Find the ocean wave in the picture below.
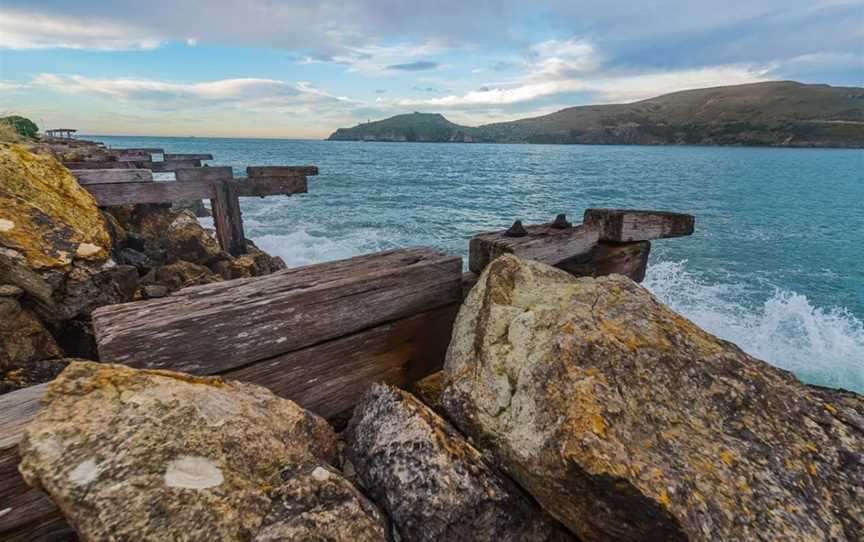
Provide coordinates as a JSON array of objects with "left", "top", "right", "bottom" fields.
[
  {"left": 644, "top": 260, "right": 864, "bottom": 393},
  {"left": 251, "top": 226, "right": 399, "bottom": 268}
]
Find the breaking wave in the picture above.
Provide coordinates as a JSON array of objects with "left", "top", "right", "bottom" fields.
[{"left": 644, "top": 260, "right": 864, "bottom": 393}]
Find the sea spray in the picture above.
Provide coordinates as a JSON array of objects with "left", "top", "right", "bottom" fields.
[{"left": 644, "top": 260, "right": 864, "bottom": 393}]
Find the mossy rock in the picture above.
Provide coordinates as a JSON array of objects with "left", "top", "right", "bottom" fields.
[{"left": 0, "top": 143, "right": 110, "bottom": 269}]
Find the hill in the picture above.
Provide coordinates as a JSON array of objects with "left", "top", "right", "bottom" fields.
[{"left": 327, "top": 82, "right": 864, "bottom": 148}]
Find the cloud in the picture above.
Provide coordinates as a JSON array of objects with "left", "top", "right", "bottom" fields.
[
  {"left": 0, "top": 8, "right": 162, "bottom": 50},
  {"left": 31, "top": 74, "right": 350, "bottom": 112},
  {"left": 386, "top": 61, "right": 441, "bottom": 71},
  {"left": 528, "top": 39, "right": 601, "bottom": 78}
]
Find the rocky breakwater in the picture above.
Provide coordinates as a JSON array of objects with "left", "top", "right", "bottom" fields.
[
  {"left": 0, "top": 142, "right": 284, "bottom": 391},
  {"left": 439, "top": 254, "right": 863, "bottom": 541}
]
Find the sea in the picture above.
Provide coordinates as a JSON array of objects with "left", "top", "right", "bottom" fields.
[{"left": 88, "top": 136, "right": 864, "bottom": 393}]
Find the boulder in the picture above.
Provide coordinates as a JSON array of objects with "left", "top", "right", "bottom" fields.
[
  {"left": 255, "top": 464, "right": 390, "bottom": 541},
  {"left": 155, "top": 260, "right": 223, "bottom": 291},
  {"left": 0, "top": 143, "right": 110, "bottom": 269},
  {"left": 19, "top": 361, "right": 339, "bottom": 541},
  {"left": 0, "top": 295, "right": 61, "bottom": 370},
  {"left": 165, "top": 211, "right": 225, "bottom": 265},
  {"left": 345, "top": 383, "right": 575, "bottom": 542},
  {"left": 441, "top": 254, "right": 864, "bottom": 542},
  {"left": 1, "top": 357, "right": 71, "bottom": 394}
]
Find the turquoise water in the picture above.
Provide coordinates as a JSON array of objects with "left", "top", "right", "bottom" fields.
[{"left": 89, "top": 136, "right": 864, "bottom": 393}]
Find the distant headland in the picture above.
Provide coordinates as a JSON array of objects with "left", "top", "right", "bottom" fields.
[{"left": 327, "top": 81, "right": 864, "bottom": 148}]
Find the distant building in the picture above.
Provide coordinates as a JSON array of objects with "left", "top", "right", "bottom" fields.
[{"left": 45, "top": 128, "right": 77, "bottom": 139}]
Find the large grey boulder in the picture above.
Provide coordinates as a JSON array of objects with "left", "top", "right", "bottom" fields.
[
  {"left": 344, "top": 383, "right": 575, "bottom": 542},
  {"left": 19, "top": 361, "right": 339, "bottom": 541},
  {"left": 441, "top": 254, "right": 863, "bottom": 542},
  {"left": 255, "top": 463, "right": 390, "bottom": 541}
]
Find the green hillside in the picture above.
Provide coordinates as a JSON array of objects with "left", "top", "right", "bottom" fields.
[{"left": 327, "top": 82, "right": 864, "bottom": 148}]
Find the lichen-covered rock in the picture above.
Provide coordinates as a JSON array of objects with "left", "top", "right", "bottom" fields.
[
  {"left": 441, "top": 254, "right": 864, "bottom": 542},
  {"left": 0, "top": 296, "right": 61, "bottom": 370},
  {"left": 254, "top": 464, "right": 390, "bottom": 541},
  {"left": 345, "top": 383, "right": 575, "bottom": 542},
  {"left": 155, "top": 260, "right": 223, "bottom": 291},
  {"left": 1, "top": 357, "right": 72, "bottom": 394},
  {"left": 0, "top": 143, "right": 110, "bottom": 269},
  {"left": 19, "top": 361, "right": 339, "bottom": 541},
  {"left": 165, "top": 211, "right": 225, "bottom": 265}
]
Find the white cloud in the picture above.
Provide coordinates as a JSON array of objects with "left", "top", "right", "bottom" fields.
[
  {"left": 0, "top": 9, "right": 162, "bottom": 50},
  {"left": 299, "top": 42, "right": 449, "bottom": 76},
  {"left": 528, "top": 38, "right": 601, "bottom": 79}
]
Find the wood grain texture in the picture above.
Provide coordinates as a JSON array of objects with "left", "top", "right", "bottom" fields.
[
  {"left": 84, "top": 177, "right": 307, "bottom": 206},
  {"left": 583, "top": 209, "right": 695, "bottom": 242},
  {"left": 93, "top": 247, "right": 463, "bottom": 374},
  {"left": 71, "top": 169, "right": 153, "bottom": 185},
  {"left": 112, "top": 152, "right": 151, "bottom": 162},
  {"left": 109, "top": 148, "right": 163, "bottom": 154},
  {"left": 469, "top": 223, "right": 600, "bottom": 273},
  {"left": 560, "top": 241, "right": 652, "bottom": 283},
  {"left": 212, "top": 181, "right": 246, "bottom": 256},
  {"left": 175, "top": 166, "right": 233, "bottom": 182},
  {"left": 247, "top": 165, "right": 319, "bottom": 177},
  {"left": 63, "top": 161, "right": 147, "bottom": 170},
  {"left": 164, "top": 153, "right": 214, "bottom": 161},
  {"left": 148, "top": 159, "right": 202, "bottom": 172},
  {"left": 225, "top": 304, "right": 459, "bottom": 418}
]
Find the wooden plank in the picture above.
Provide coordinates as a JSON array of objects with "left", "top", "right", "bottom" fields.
[
  {"left": 225, "top": 304, "right": 459, "bottom": 418},
  {"left": 148, "top": 159, "right": 201, "bottom": 172},
  {"left": 109, "top": 147, "right": 163, "bottom": 154},
  {"left": 0, "top": 383, "right": 68, "bottom": 540},
  {"left": 175, "top": 166, "right": 233, "bottom": 182},
  {"left": 93, "top": 247, "right": 463, "bottom": 375},
  {"left": 469, "top": 222, "right": 599, "bottom": 274},
  {"left": 63, "top": 161, "right": 148, "bottom": 170},
  {"left": 583, "top": 209, "right": 695, "bottom": 242},
  {"left": 112, "top": 152, "right": 151, "bottom": 162},
  {"left": 164, "top": 153, "right": 214, "bottom": 161},
  {"left": 212, "top": 181, "right": 246, "bottom": 256},
  {"left": 85, "top": 179, "right": 218, "bottom": 206},
  {"left": 559, "top": 241, "right": 652, "bottom": 283},
  {"left": 84, "top": 177, "right": 307, "bottom": 206},
  {"left": 247, "top": 165, "right": 319, "bottom": 177},
  {"left": 71, "top": 169, "right": 154, "bottom": 185}
]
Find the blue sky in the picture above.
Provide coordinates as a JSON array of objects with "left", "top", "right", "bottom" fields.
[{"left": 1, "top": 0, "right": 862, "bottom": 138}]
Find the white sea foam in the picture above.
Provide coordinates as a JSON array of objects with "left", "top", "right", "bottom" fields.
[
  {"left": 251, "top": 227, "right": 399, "bottom": 268},
  {"left": 644, "top": 260, "right": 864, "bottom": 393}
]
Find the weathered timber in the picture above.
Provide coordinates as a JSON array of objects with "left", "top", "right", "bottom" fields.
[
  {"left": 0, "top": 384, "right": 69, "bottom": 541},
  {"left": 92, "top": 247, "right": 463, "bottom": 374},
  {"left": 247, "top": 165, "right": 319, "bottom": 177},
  {"left": 583, "top": 208, "right": 695, "bottom": 242},
  {"left": 164, "top": 153, "right": 214, "bottom": 161},
  {"left": 561, "top": 241, "right": 652, "bottom": 282},
  {"left": 148, "top": 159, "right": 201, "bottom": 172},
  {"left": 112, "top": 152, "right": 151, "bottom": 162},
  {"left": 70, "top": 169, "right": 154, "bottom": 185},
  {"left": 212, "top": 181, "right": 246, "bottom": 256},
  {"left": 226, "top": 304, "right": 459, "bottom": 418},
  {"left": 469, "top": 223, "right": 600, "bottom": 274},
  {"left": 83, "top": 176, "right": 307, "bottom": 206},
  {"left": 175, "top": 166, "right": 233, "bottom": 182},
  {"left": 109, "top": 147, "right": 163, "bottom": 154},
  {"left": 63, "top": 160, "right": 149, "bottom": 170}
]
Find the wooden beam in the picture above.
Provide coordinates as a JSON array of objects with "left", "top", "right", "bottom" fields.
[
  {"left": 92, "top": 247, "right": 463, "bottom": 375},
  {"left": 175, "top": 166, "right": 233, "bottom": 182},
  {"left": 469, "top": 222, "right": 600, "bottom": 274},
  {"left": 109, "top": 148, "right": 163, "bottom": 154},
  {"left": 164, "top": 153, "right": 214, "bottom": 161},
  {"left": 226, "top": 304, "right": 459, "bottom": 418},
  {"left": 583, "top": 209, "right": 695, "bottom": 242},
  {"left": 71, "top": 169, "right": 153, "bottom": 185},
  {"left": 63, "top": 161, "right": 148, "bottom": 170},
  {"left": 148, "top": 159, "right": 201, "bottom": 172},
  {"left": 83, "top": 177, "right": 307, "bottom": 206},
  {"left": 211, "top": 181, "right": 246, "bottom": 256},
  {"left": 559, "top": 241, "right": 652, "bottom": 283},
  {"left": 247, "top": 165, "right": 319, "bottom": 177},
  {"left": 112, "top": 152, "right": 151, "bottom": 162}
]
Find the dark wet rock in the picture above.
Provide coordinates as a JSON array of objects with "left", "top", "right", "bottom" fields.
[
  {"left": 155, "top": 260, "right": 223, "bottom": 291},
  {"left": 0, "top": 283, "right": 24, "bottom": 297},
  {"left": 345, "top": 383, "right": 575, "bottom": 542},
  {"left": 116, "top": 247, "right": 153, "bottom": 274},
  {"left": 172, "top": 199, "right": 211, "bottom": 218},
  {"left": 19, "top": 361, "right": 339, "bottom": 541},
  {"left": 142, "top": 284, "right": 168, "bottom": 299},
  {"left": 0, "top": 357, "right": 72, "bottom": 394},
  {"left": 0, "top": 295, "right": 61, "bottom": 370},
  {"left": 441, "top": 254, "right": 864, "bottom": 542},
  {"left": 254, "top": 464, "right": 390, "bottom": 541},
  {"left": 165, "top": 211, "right": 226, "bottom": 265},
  {"left": 46, "top": 317, "right": 98, "bottom": 360}
]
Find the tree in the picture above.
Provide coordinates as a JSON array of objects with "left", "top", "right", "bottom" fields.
[{"left": 0, "top": 116, "right": 39, "bottom": 139}]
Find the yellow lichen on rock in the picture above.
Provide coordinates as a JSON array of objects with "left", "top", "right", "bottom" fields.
[{"left": 0, "top": 143, "right": 110, "bottom": 268}]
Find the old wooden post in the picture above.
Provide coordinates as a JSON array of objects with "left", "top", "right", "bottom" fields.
[{"left": 210, "top": 181, "right": 246, "bottom": 256}]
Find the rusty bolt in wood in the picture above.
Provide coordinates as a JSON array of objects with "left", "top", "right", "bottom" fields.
[
  {"left": 504, "top": 220, "right": 528, "bottom": 237},
  {"left": 551, "top": 213, "right": 572, "bottom": 229}
]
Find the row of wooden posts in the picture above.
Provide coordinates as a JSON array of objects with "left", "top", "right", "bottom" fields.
[{"left": 62, "top": 145, "right": 318, "bottom": 257}]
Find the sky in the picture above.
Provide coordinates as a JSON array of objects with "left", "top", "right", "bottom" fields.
[{"left": 0, "top": 1, "right": 862, "bottom": 138}]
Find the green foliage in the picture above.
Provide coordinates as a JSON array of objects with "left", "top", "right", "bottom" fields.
[{"left": 0, "top": 115, "right": 39, "bottom": 140}]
